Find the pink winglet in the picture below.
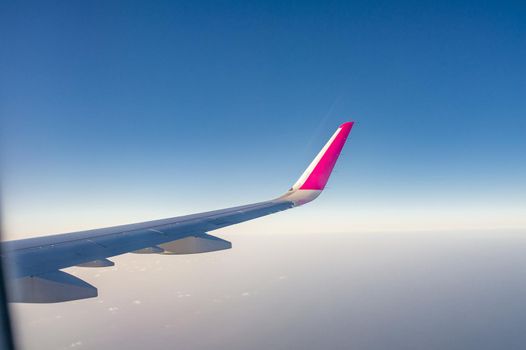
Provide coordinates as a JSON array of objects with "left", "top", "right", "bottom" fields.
[{"left": 299, "top": 121, "right": 354, "bottom": 190}]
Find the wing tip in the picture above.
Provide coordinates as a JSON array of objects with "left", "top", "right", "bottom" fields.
[
  {"left": 339, "top": 121, "right": 354, "bottom": 129},
  {"left": 284, "top": 120, "right": 354, "bottom": 204}
]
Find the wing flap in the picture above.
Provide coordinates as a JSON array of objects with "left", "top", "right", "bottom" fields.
[
  {"left": 8, "top": 271, "right": 97, "bottom": 303},
  {"left": 159, "top": 233, "right": 232, "bottom": 255},
  {"left": 76, "top": 258, "right": 114, "bottom": 268},
  {"left": 131, "top": 246, "right": 164, "bottom": 254}
]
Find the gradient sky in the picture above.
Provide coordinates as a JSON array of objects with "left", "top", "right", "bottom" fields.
[{"left": 1, "top": 0, "right": 525, "bottom": 238}]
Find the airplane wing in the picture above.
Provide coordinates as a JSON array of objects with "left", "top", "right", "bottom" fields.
[{"left": 1, "top": 122, "right": 354, "bottom": 303}]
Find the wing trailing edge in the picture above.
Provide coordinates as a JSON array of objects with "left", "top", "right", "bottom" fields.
[{"left": 9, "top": 271, "right": 97, "bottom": 303}]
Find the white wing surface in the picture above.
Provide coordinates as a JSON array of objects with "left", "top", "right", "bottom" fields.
[{"left": 1, "top": 122, "right": 354, "bottom": 303}]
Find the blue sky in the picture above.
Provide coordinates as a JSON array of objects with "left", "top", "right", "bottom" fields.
[{"left": 1, "top": 0, "right": 525, "bottom": 237}]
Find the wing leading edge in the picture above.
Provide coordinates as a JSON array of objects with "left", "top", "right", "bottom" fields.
[{"left": 1, "top": 121, "right": 354, "bottom": 303}]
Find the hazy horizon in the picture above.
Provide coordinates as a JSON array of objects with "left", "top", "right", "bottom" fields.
[{"left": 10, "top": 229, "right": 526, "bottom": 350}]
